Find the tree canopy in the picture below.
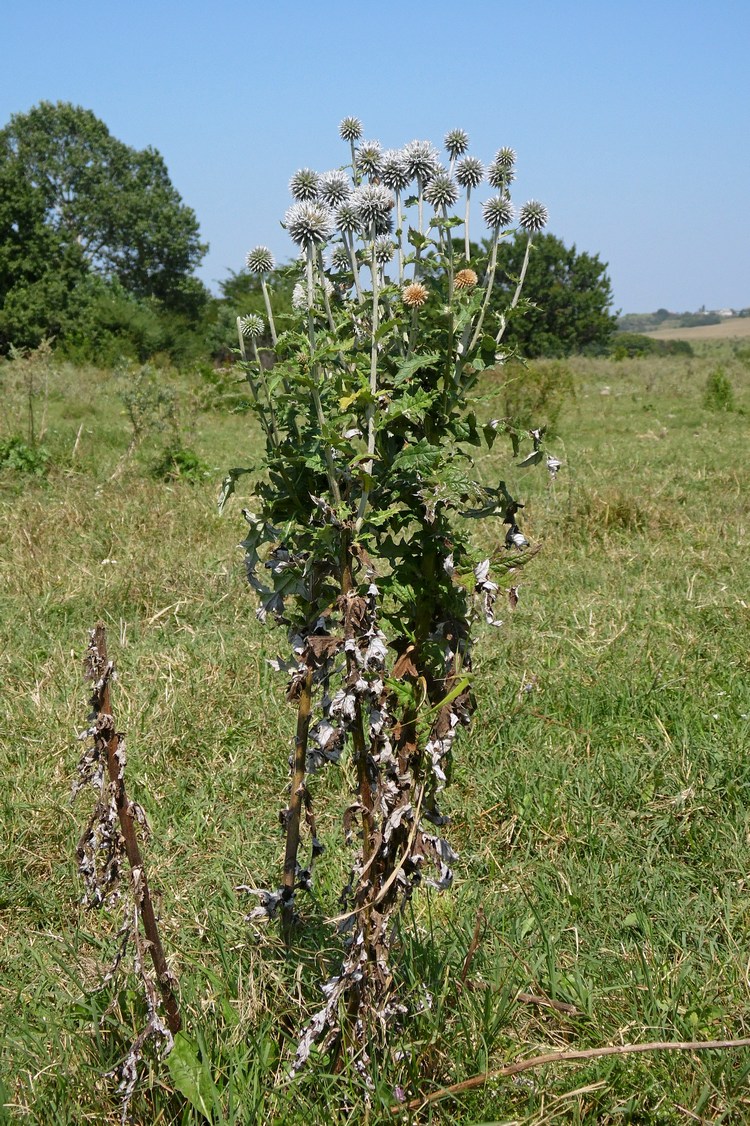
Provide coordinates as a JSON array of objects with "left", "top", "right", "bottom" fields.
[
  {"left": 487, "top": 231, "right": 618, "bottom": 357},
  {"left": 0, "top": 101, "right": 208, "bottom": 353}
]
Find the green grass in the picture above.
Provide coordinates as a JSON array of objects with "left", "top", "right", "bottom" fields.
[{"left": 1, "top": 350, "right": 750, "bottom": 1123}]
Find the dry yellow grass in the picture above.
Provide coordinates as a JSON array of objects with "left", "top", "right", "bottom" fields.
[{"left": 646, "top": 317, "right": 750, "bottom": 341}]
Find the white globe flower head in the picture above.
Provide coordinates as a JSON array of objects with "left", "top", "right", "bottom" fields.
[
  {"left": 289, "top": 168, "right": 321, "bottom": 202},
  {"left": 335, "top": 200, "right": 362, "bottom": 236},
  {"left": 380, "top": 149, "right": 411, "bottom": 192},
  {"left": 357, "top": 140, "right": 383, "bottom": 179},
  {"left": 245, "top": 246, "right": 275, "bottom": 274},
  {"left": 424, "top": 172, "right": 459, "bottom": 209},
  {"left": 444, "top": 128, "right": 469, "bottom": 159},
  {"left": 455, "top": 156, "right": 484, "bottom": 190},
  {"left": 339, "top": 116, "right": 363, "bottom": 142},
  {"left": 239, "top": 313, "right": 265, "bottom": 339},
  {"left": 519, "top": 200, "right": 549, "bottom": 233},
  {"left": 402, "top": 139, "right": 440, "bottom": 184},
  {"left": 284, "top": 201, "right": 335, "bottom": 247},
  {"left": 482, "top": 195, "right": 515, "bottom": 229},
  {"left": 373, "top": 236, "right": 395, "bottom": 265},
  {"left": 329, "top": 244, "right": 352, "bottom": 271},
  {"left": 319, "top": 170, "right": 352, "bottom": 207},
  {"left": 352, "top": 183, "right": 395, "bottom": 228}
]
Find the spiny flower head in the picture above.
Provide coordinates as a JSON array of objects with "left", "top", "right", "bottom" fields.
[
  {"left": 482, "top": 195, "right": 514, "bottom": 229},
  {"left": 356, "top": 139, "right": 383, "bottom": 179},
  {"left": 487, "top": 154, "right": 516, "bottom": 190},
  {"left": 424, "top": 172, "right": 459, "bottom": 209},
  {"left": 380, "top": 149, "right": 411, "bottom": 192},
  {"left": 335, "top": 200, "right": 362, "bottom": 236},
  {"left": 402, "top": 282, "right": 429, "bottom": 308},
  {"left": 519, "top": 200, "right": 549, "bottom": 233},
  {"left": 284, "top": 201, "right": 335, "bottom": 246},
  {"left": 239, "top": 313, "right": 265, "bottom": 338},
  {"left": 319, "top": 169, "right": 352, "bottom": 206},
  {"left": 339, "top": 116, "right": 363, "bottom": 142},
  {"left": 454, "top": 268, "right": 478, "bottom": 290},
  {"left": 455, "top": 156, "right": 484, "bottom": 190},
  {"left": 329, "top": 244, "right": 352, "bottom": 271},
  {"left": 444, "top": 128, "right": 470, "bottom": 158},
  {"left": 373, "top": 236, "right": 395, "bottom": 265},
  {"left": 289, "top": 168, "right": 321, "bottom": 201},
  {"left": 352, "top": 183, "right": 395, "bottom": 228},
  {"left": 245, "top": 246, "right": 275, "bottom": 274},
  {"left": 402, "top": 139, "right": 440, "bottom": 183}
]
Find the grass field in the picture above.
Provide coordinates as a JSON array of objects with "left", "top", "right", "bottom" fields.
[
  {"left": 645, "top": 319, "right": 750, "bottom": 342},
  {"left": 1, "top": 345, "right": 750, "bottom": 1123}
]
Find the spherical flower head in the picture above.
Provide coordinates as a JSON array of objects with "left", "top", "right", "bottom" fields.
[
  {"left": 373, "top": 236, "right": 395, "bottom": 265},
  {"left": 424, "top": 171, "right": 459, "bottom": 209},
  {"left": 339, "top": 116, "right": 363, "bottom": 142},
  {"left": 289, "top": 168, "right": 321, "bottom": 202},
  {"left": 444, "top": 128, "right": 469, "bottom": 159},
  {"left": 352, "top": 183, "right": 395, "bottom": 229},
  {"left": 402, "top": 282, "right": 429, "bottom": 308},
  {"left": 335, "top": 200, "right": 362, "bottom": 236},
  {"left": 454, "top": 268, "right": 478, "bottom": 290},
  {"left": 239, "top": 313, "right": 265, "bottom": 338},
  {"left": 487, "top": 159, "right": 516, "bottom": 190},
  {"left": 482, "top": 195, "right": 514, "bottom": 229},
  {"left": 284, "top": 201, "right": 335, "bottom": 246},
  {"left": 402, "top": 139, "right": 440, "bottom": 184},
  {"left": 245, "top": 245, "right": 275, "bottom": 274},
  {"left": 495, "top": 147, "right": 516, "bottom": 170},
  {"left": 380, "top": 149, "right": 411, "bottom": 192},
  {"left": 455, "top": 156, "right": 484, "bottom": 190},
  {"left": 329, "top": 244, "right": 352, "bottom": 271},
  {"left": 319, "top": 169, "right": 352, "bottom": 207},
  {"left": 519, "top": 200, "right": 549, "bottom": 233},
  {"left": 357, "top": 140, "right": 383, "bottom": 179}
]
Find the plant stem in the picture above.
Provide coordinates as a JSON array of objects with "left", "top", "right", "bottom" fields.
[
  {"left": 306, "top": 245, "right": 341, "bottom": 505},
  {"left": 281, "top": 666, "right": 314, "bottom": 945},
  {"left": 464, "top": 187, "right": 472, "bottom": 262},
  {"left": 462, "top": 228, "right": 502, "bottom": 364},
  {"left": 87, "top": 624, "right": 181, "bottom": 1034},
  {"left": 496, "top": 233, "right": 534, "bottom": 345},
  {"left": 355, "top": 231, "right": 380, "bottom": 529},
  {"left": 261, "top": 277, "right": 277, "bottom": 345}
]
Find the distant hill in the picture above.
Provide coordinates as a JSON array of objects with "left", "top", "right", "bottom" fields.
[{"left": 618, "top": 308, "right": 750, "bottom": 340}]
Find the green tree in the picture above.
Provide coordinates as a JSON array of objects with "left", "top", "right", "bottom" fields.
[
  {"left": 486, "top": 231, "right": 617, "bottom": 357},
  {"left": 0, "top": 101, "right": 208, "bottom": 352}
]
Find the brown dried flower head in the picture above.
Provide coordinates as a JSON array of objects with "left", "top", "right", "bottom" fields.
[
  {"left": 402, "top": 282, "right": 429, "bottom": 308},
  {"left": 454, "top": 268, "right": 479, "bottom": 290}
]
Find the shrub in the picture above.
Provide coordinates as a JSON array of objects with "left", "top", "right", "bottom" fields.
[
  {"left": 703, "top": 367, "right": 734, "bottom": 412},
  {"left": 0, "top": 435, "right": 50, "bottom": 476},
  {"left": 151, "top": 444, "right": 210, "bottom": 483},
  {"left": 497, "top": 358, "right": 575, "bottom": 434}
]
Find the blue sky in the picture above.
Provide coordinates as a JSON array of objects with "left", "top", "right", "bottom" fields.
[{"left": 3, "top": 0, "right": 748, "bottom": 313}]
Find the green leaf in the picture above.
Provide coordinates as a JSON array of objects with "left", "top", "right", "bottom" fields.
[
  {"left": 218, "top": 467, "right": 251, "bottom": 513},
  {"left": 407, "top": 228, "right": 429, "bottom": 250},
  {"left": 393, "top": 352, "right": 441, "bottom": 386},
  {"left": 518, "top": 449, "right": 544, "bottom": 467},
  {"left": 166, "top": 1033, "right": 216, "bottom": 1122}
]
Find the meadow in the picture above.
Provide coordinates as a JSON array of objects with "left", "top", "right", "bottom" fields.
[{"left": 1, "top": 343, "right": 750, "bottom": 1124}]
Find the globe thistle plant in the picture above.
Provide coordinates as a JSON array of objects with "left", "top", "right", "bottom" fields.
[{"left": 227, "top": 118, "right": 553, "bottom": 1080}]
